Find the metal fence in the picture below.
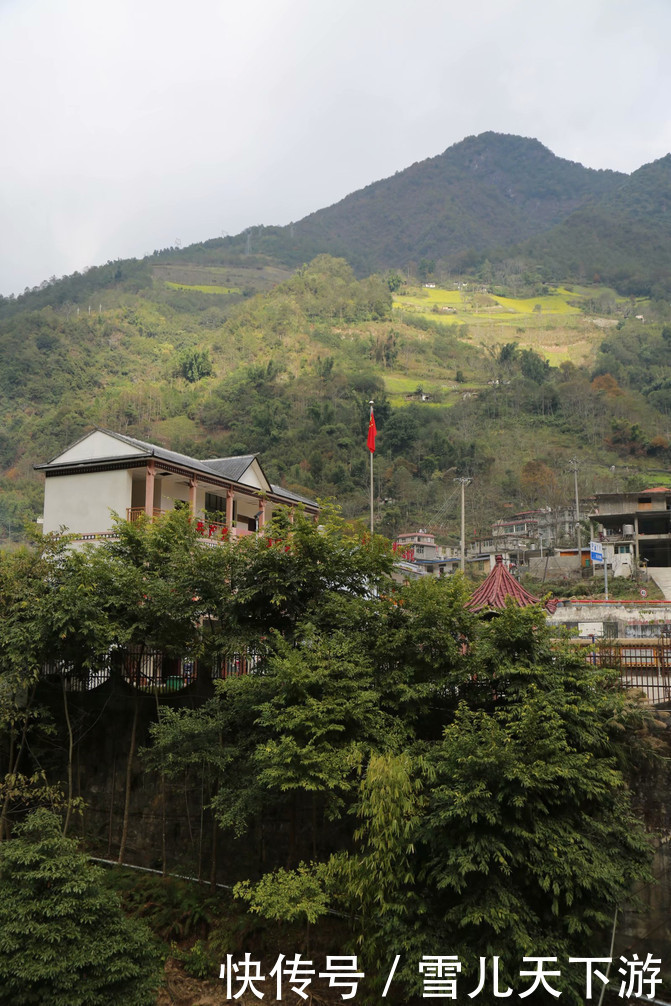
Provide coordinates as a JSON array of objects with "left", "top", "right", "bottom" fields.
[
  {"left": 573, "top": 637, "right": 671, "bottom": 705},
  {"left": 41, "top": 646, "right": 262, "bottom": 693},
  {"left": 43, "top": 638, "right": 671, "bottom": 704}
]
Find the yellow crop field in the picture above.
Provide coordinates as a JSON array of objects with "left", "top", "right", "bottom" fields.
[
  {"left": 491, "top": 292, "right": 581, "bottom": 315},
  {"left": 165, "top": 281, "right": 242, "bottom": 295},
  {"left": 393, "top": 285, "right": 587, "bottom": 326},
  {"left": 390, "top": 283, "right": 622, "bottom": 368},
  {"left": 422, "top": 289, "right": 463, "bottom": 305}
]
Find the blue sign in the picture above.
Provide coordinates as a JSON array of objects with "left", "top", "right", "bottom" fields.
[{"left": 590, "top": 540, "right": 603, "bottom": 562}]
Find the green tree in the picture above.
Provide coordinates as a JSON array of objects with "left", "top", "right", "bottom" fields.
[
  {"left": 327, "top": 751, "right": 422, "bottom": 985},
  {"left": 381, "top": 410, "right": 419, "bottom": 456},
  {"left": 0, "top": 534, "right": 74, "bottom": 838},
  {"left": 146, "top": 508, "right": 396, "bottom": 862},
  {"left": 178, "top": 347, "right": 213, "bottom": 382},
  {"left": 252, "top": 630, "right": 394, "bottom": 860},
  {"left": 0, "top": 809, "right": 162, "bottom": 1005},
  {"left": 342, "top": 605, "right": 654, "bottom": 1002},
  {"left": 519, "top": 347, "right": 550, "bottom": 382},
  {"left": 192, "top": 504, "right": 393, "bottom": 653},
  {"left": 417, "top": 259, "right": 435, "bottom": 282},
  {"left": 386, "top": 271, "right": 403, "bottom": 293},
  {"left": 235, "top": 598, "right": 656, "bottom": 1004}
]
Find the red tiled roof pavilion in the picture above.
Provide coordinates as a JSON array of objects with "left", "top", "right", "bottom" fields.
[{"left": 465, "top": 555, "right": 557, "bottom": 614}]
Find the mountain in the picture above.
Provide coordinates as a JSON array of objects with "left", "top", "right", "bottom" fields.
[
  {"left": 523, "top": 154, "right": 671, "bottom": 295},
  {"left": 209, "top": 132, "right": 671, "bottom": 297},
  {"left": 4, "top": 132, "right": 671, "bottom": 545},
  {"left": 4, "top": 131, "right": 670, "bottom": 316},
  {"left": 237, "top": 132, "right": 625, "bottom": 273},
  {"left": 291, "top": 132, "right": 624, "bottom": 269}
]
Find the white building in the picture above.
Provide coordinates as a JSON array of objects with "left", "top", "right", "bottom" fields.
[{"left": 35, "top": 429, "right": 318, "bottom": 543}]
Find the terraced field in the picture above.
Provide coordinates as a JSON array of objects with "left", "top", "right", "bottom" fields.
[{"left": 393, "top": 284, "right": 628, "bottom": 367}]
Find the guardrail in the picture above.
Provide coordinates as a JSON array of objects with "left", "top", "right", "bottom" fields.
[{"left": 125, "top": 509, "right": 254, "bottom": 541}]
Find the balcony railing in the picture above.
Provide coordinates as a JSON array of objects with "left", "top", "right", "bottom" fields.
[
  {"left": 127, "top": 507, "right": 165, "bottom": 522},
  {"left": 125, "top": 508, "right": 255, "bottom": 540},
  {"left": 193, "top": 518, "right": 230, "bottom": 541}
]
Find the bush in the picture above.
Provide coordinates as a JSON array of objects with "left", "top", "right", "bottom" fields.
[
  {"left": 172, "top": 939, "right": 217, "bottom": 979},
  {"left": 0, "top": 810, "right": 163, "bottom": 1005}
]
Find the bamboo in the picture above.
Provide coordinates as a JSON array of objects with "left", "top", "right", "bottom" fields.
[
  {"left": 62, "top": 678, "right": 74, "bottom": 836},
  {"left": 0, "top": 686, "right": 35, "bottom": 842},
  {"left": 117, "top": 697, "right": 139, "bottom": 865}
]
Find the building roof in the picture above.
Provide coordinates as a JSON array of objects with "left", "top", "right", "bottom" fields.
[
  {"left": 35, "top": 429, "right": 318, "bottom": 510},
  {"left": 201, "top": 455, "right": 259, "bottom": 482},
  {"left": 396, "top": 530, "right": 435, "bottom": 540},
  {"left": 111, "top": 433, "right": 263, "bottom": 483},
  {"left": 270, "top": 484, "right": 317, "bottom": 506},
  {"left": 596, "top": 486, "right": 671, "bottom": 499},
  {"left": 465, "top": 555, "right": 557, "bottom": 613}
]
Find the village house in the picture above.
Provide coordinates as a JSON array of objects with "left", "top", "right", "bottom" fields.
[
  {"left": 392, "top": 529, "right": 489, "bottom": 581},
  {"left": 470, "top": 506, "right": 579, "bottom": 569},
  {"left": 35, "top": 429, "right": 318, "bottom": 543},
  {"left": 392, "top": 530, "right": 450, "bottom": 579},
  {"left": 594, "top": 487, "right": 671, "bottom": 569}
]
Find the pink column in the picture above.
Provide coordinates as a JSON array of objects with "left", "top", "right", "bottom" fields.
[
  {"left": 258, "top": 499, "right": 266, "bottom": 529},
  {"left": 189, "top": 478, "right": 197, "bottom": 516},
  {"left": 226, "top": 488, "right": 234, "bottom": 530},
  {"left": 144, "top": 460, "right": 155, "bottom": 517}
]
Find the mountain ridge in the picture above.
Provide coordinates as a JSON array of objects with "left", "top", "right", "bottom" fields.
[
  {"left": 2, "top": 130, "right": 669, "bottom": 313},
  {"left": 249, "top": 131, "right": 628, "bottom": 274}
]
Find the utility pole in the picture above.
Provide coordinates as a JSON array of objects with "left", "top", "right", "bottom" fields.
[
  {"left": 569, "top": 457, "right": 581, "bottom": 569},
  {"left": 454, "top": 478, "right": 472, "bottom": 573}
]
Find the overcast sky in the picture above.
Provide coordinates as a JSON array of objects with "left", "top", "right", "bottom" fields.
[{"left": 1, "top": 0, "right": 670, "bottom": 296}]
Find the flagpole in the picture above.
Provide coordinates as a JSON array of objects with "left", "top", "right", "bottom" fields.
[{"left": 369, "top": 400, "right": 374, "bottom": 535}]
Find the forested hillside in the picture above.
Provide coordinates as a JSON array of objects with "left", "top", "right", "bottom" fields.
[
  {"left": 523, "top": 154, "right": 671, "bottom": 296},
  {"left": 147, "top": 131, "right": 671, "bottom": 298},
  {"left": 277, "top": 132, "right": 624, "bottom": 273},
  {"left": 3, "top": 130, "right": 671, "bottom": 545},
  {"left": 2, "top": 247, "right": 671, "bottom": 548}
]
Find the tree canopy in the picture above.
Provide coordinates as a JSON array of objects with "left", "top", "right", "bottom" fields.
[
  {"left": 0, "top": 513, "right": 659, "bottom": 1003},
  {"left": 0, "top": 809, "right": 162, "bottom": 1005}
]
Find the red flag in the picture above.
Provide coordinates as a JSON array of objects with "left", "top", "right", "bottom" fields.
[{"left": 367, "top": 408, "right": 377, "bottom": 453}]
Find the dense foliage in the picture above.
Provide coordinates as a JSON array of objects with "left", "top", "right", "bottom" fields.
[
  {"left": 0, "top": 809, "right": 162, "bottom": 1005},
  {"left": 0, "top": 511, "right": 660, "bottom": 1002},
  {"left": 224, "top": 598, "right": 655, "bottom": 1003}
]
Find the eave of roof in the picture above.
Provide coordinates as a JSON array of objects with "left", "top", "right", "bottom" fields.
[{"left": 34, "top": 429, "right": 318, "bottom": 509}]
